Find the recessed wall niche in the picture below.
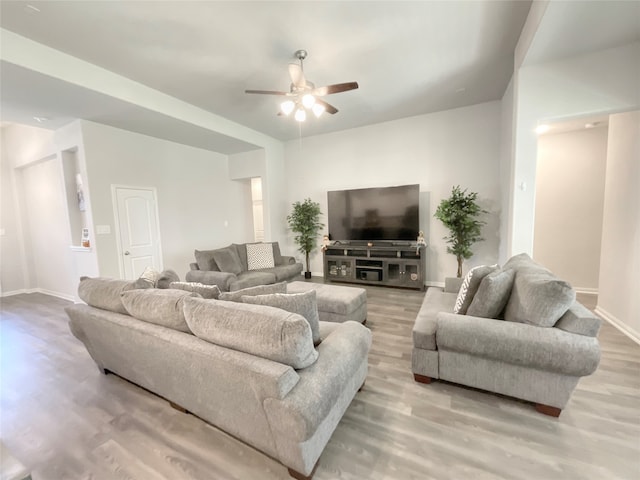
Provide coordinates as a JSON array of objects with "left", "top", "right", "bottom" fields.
[{"left": 60, "top": 147, "right": 88, "bottom": 247}]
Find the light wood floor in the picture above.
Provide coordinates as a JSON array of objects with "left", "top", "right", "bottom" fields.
[{"left": 1, "top": 287, "right": 639, "bottom": 480}]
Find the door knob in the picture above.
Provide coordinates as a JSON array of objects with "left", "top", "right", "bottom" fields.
[{"left": 124, "top": 251, "right": 130, "bottom": 255}]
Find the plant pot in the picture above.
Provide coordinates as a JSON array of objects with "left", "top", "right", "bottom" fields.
[{"left": 304, "top": 271, "right": 312, "bottom": 279}]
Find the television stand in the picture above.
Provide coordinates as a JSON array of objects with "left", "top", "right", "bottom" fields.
[{"left": 323, "top": 244, "right": 426, "bottom": 290}]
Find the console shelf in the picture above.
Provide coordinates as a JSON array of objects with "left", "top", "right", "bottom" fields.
[{"left": 323, "top": 244, "right": 426, "bottom": 290}]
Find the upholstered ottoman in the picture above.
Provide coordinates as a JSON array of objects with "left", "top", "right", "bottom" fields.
[{"left": 287, "top": 281, "right": 367, "bottom": 324}]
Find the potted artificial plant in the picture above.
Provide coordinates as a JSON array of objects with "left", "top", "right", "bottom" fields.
[
  {"left": 287, "top": 198, "right": 324, "bottom": 279},
  {"left": 434, "top": 186, "right": 488, "bottom": 278}
]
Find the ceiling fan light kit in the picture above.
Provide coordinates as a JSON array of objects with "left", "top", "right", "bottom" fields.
[{"left": 246, "top": 49, "right": 359, "bottom": 123}]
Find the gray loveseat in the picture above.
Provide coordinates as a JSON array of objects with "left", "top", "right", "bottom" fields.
[
  {"left": 66, "top": 278, "right": 371, "bottom": 479},
  {"left": 186, "top": 242, "right": 303, "bottom": 292},
  {"left": 412, "top": 253, "right": 601, "bottom": 417}
]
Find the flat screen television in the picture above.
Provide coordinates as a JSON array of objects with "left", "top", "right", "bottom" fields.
[{"left": 327, "top": 184, "right": 419, "bottom": 242}]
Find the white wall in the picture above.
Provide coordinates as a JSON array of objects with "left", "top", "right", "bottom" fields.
[
  {"left": 499, "top": 77, "right": 515, "bottom": 264},
  {"left": 510, "top": 42, "right": 640, "bottom": 257},
  {"left": 79, "top": 121, "right": 252, "bottom": 279},
  {"left": 283, "top": 101, "right": 503, "bottom": 283},
  {"left": 597, "top": 110, "right": 640, "bottom": 342},
  {"left": 533, "top": 126, "right": 608, "bottom": 292}
]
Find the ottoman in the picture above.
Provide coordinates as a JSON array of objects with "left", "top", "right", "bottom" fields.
[{"left": 287, "top": 281, "right": 367, "bottom": 324}]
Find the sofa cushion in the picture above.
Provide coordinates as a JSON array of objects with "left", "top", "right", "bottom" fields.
[
  {"left": 194, "top": 249, "right": 221, "bottom": 271},
  {"left": 183, "top": 297, "right": 318, "bottom": 369},
  {"left": 219, "top": 281, "right": 287, "bottom": 302},
  {"left": 170, "top": 281, "right": 220, "bottom": 299},
  {"left": 246, "top": 243, "right": 276, "bottom": 270},
  {"left": 504, "top": 256, "right": 576, "bottom": 328},
  {"left": 466, "top": 268, "right": 515, "bottom": 319},
  {"left": 259, "top": 263, "right": 303, "bottom": 282},
  {"left": 156, "top": 269, "right": 180, "bottom": 289},
  {"left": 212, "top": 246, "right": 244, "bottom": 275},
  {"left": 242, "top": 290, "right": 321, "bottom": 346},
  {"left": 78, "top": 276, "right": 136, "bottom": 314},
  {"left": 120, "top": 289, "right": 200, "bottom": 333},
  {"left": 454, "top": 265, "right": 499, "bottom": 314},
  {"left": 230, "top": 272, "right": 278, "bottom": 291},
  {"left": 554, "top": 302, "right": 602, "bottom": 337},
  {"left": 271, "top": 242, "right": 284, "bottom": 266}
]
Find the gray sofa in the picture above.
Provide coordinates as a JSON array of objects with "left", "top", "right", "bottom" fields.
[
  {"left": 186, "top": 242, "right": 303, "bottom": 292},
  {"left": 66, "top": 278, "right": 371, "bottom": 479},
  {"left": 412, "top": 253, "right": 601, "bottom": 417}
]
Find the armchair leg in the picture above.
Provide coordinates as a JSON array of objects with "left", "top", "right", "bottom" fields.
[
  {"left": 413, "top": 373, "right": 432, "bottom": 384},
  {"left": 288, "top": 461, "right": 318, "bottom": 480},
  {"left": 169, "top": 401, "right": 188, "bottom": 414},
  {"left": 535, "top": 403, "right": 562, "bottom": 417}
]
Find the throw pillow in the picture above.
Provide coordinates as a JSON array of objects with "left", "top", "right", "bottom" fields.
[
  {"left": 133, "top": 266, "right": 161, "bottom": 289},
  {"left": 78, "top": 276, "right": 136, "bottom": 314},
  {"left": 454, "top": 264, "right": 499, "bottom": 314},
  {"left": 219, "top": 282, "right": 287, "bottom": 302},
  {"left": 183, "top": 297, "right": 318, "bottom": 369},
  {"left": 194, "top": 249, "right": 220, "bottom": 272},
  {"left": 156, "top": 269, "right": 180, "bottom": 289},
  {"left": 120, "top": 289, "right": 200, "bottom": 333},
  {"left": 242, "top": 290, "right": 321, "bottom": 346},
  {"left": 170, "top": 281, "right": 220, "bottom": 299},
  {"left": 212, "top": 247, "right": 244, "bottom": 275},
  {"left": 246, "top": 243, "right": 275, "bottom": 270},
  {"left": 466, "top": 268, "right": 515, "bottom": 319}
]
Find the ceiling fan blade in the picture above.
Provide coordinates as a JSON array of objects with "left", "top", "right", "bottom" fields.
[
  {"left": 315, "top": 98, "right": 338, "bottom": 114},
  {"left": 245, "top": 89, "right": 288, "bottom": 95},
  {"left": 288, "top": 63, "right": 306, "bottom": 88},
  {"left": 313, "top": 82, "right": 359, "bottom": 96}
]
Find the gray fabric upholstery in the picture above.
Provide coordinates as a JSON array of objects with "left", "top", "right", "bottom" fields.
[
  {"left": 170, "top": 281, "right": 221, "bottom": 299},
  {"left": 555, "top": 302, "right": 602, "bottom": 337},
  {"left": 185, "top": 270, "right": 236, "bottom": 292},
  {"left": 317, "top": 304, "right": 367, "bottom": 324},
  {"left": 436, "top": 312, "right": 600, "bottom": 376},
  {"left": 230, "top": 271, "right": 277, "bottom": 291},
  {"left": 121, "top": 289, "right": 199, "bottom": 333},
  {"left": 219, "top": 282, "right": 287, "bottom": 302},
  {"left": 246, "top": 242, "right": 276, "bottom": 270},
  {"left": 156, "top": 269, "right": 180, "bottom": 289},
  {"left": 286, "top": 282, "right": 367, "bottom": 323},
  {"left": 454, "top": 264, "right": 499, "bottom": 314},
  {"left": 77, "top": 277, "right": 136, "bottom": 314},
  {"left": 281, "top": 255, "right": 296, "bottom": 265},
  {"left": 318, "top": 321, "right": 340, "bottom": 340},
  {"left": 466, "top": 268, "right": 515, "bottom": 318},
  {"left": 271, "top": 242, "right": 284, "bottom": 265},
  {"left": 257, "top": 263, "right": 303, "bottom": 282},
  {"left": 194, "top": 249, "right": 221, "bottom": 271},
  {"left": 232, "top": 243, "right": 248, "bottom": 271},
  {"left": 411, "top": 347, "right": 439, "bottom": 379},
  {"left": 212, "top": 247, "right": 244, "bottom": 275},
  {"left": 243, "top": 291, "right": 321, "bottom": 346},
  {"left": 412, "top": 287, "right": 456, "bottom": 351},
  {"left": 184, "top": 297, "right": 318, "bottom": 369}
]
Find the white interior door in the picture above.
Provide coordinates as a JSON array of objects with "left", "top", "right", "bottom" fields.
[{"left": 114, "top": 186, "right": 162, "bottom": 279}]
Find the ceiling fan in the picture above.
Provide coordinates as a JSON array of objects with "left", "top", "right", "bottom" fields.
[{"left": 245, "top": 49, "right": 359, "bottom": 122}]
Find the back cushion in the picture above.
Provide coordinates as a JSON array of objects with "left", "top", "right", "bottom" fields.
[
  {"left": 183, "top": 297, "right": 318, "bottom": 369},
  {"left": 194, "top": 249, "right": 220, "bottom": 271},
  {"left": 170, "top": 281, "right": 220, "bottom": 299},
  {"left": 212, "top": 246, "right": 244, "bottom": 275},
  {"left": 503, "top": 255, "right": 576, "bottom": 327},
  {"left": 219, "top": 282, "right": 287, "bottom": 302},
  {"left": 78, "top": 277, "right": 136, "bottom": 314},
  {"left": 121, "top": 289, "right": 200, "bottom": 333}
]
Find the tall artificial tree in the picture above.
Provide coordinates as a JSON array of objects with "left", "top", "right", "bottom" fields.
[
  {"left": 287, "top": 198, "right": 324, "bottom": 279},
  {"left": 434, "top": 186, "right": 487, "bottom": 278}
]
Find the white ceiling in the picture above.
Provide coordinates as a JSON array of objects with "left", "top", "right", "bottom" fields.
[{"left": 0, "top": 1, "right": 638, "bottom": 153}]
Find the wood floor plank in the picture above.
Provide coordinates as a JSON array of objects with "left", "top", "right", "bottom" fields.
[{"left": 1, "top": 287, "right": 639, "bottom": 479}]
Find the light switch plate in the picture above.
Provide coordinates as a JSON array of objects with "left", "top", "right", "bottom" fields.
[{"left": 96, "top": 225, "right": 111, "bottom": 235}]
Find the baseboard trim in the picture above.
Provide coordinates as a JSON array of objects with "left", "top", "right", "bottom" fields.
[
  {"left": 595, "top": 306, "right": 640, "bottom": 346},
  {"left": 425, "top": 281, "right": 445, "bottom": 288},
  {"left": 1, "top": 288, "right": 75, "bottom": 302},
  {"left": 574, "top": 288, "right": 598, "bottom": 295}
]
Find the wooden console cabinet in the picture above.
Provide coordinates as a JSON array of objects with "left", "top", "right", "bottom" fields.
[{"left": 323, "top": 244, "right": 426, "bottom": 290}]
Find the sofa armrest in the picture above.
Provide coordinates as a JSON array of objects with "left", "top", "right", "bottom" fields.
[
  {"left": 444, "top": 277, "right": 463, "bottom": 294},
  {"left": 189, "top": 262, "right": 199, "bottom": 271},
  {"left": 263, "top": 321, "right": 372, "bottom": 442},
  {"left": 185, "top": 270, "right": 237, "bottom": 292},
  {"left": 278, "top": 255, "right": 297, "bottom": 266},
  {"left": 436, "top": 312, "right": 601, "bottom": 377}
]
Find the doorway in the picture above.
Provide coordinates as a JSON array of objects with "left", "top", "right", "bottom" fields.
[{"left": 112, "top": 186, "right": 163, "bottom": 279}]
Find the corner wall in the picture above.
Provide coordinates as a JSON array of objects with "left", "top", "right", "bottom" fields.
[{"left": 596, "top": 110, "right": 640, "bottom": 342}]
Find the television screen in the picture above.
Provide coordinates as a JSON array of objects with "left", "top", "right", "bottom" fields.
[{"left": 328, "top": 184, "right": 419, "bottom": 242}]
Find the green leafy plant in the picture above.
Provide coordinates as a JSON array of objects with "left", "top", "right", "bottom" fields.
[
  {"left": 287, "top": 198, "right": 324, "bottom": 278},
  {"left": 434, "top": 186, "right": 488, "bottom": 278}
]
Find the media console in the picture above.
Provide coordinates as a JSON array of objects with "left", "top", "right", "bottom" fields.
[{"left": 323, "top": 244, "right": 426, "bottom": 290}]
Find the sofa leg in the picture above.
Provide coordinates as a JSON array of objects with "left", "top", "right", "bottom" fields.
[
  {"left": 535, "top": 403, "right": 562, "bottom": 417},
  {"left": 413, "top": 373, "right": 432, "bottom": 384},
  {"left": 288, "top": 462, "right": 318, "bottom": 480},
  {"left": 169, "top": 401, "right": 188, "bottom": 414}
]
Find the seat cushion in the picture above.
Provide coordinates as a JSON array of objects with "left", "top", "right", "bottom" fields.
[
  {"left": 184, "top": 297, "right": 318, "bottom": 369},
  {"left": 229, "top": 271, "right": 278, "bottom": 291},
  {"left": 258, "top": 263, "right": 303, "bottom": 282}
]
